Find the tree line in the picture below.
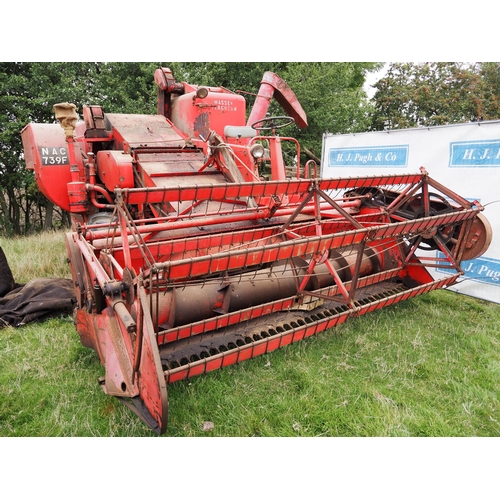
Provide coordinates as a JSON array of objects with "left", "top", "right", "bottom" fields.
[{"left": 1, "top": 62, "right": 499, "bottom": 235}]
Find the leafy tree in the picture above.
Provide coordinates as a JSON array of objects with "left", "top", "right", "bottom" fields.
[
  {"left": 168, "top": 62, "right": 378, "bottom": 159},
  {"left": 370, "top": 62, "right": 500, "bottom": 130},
  {"left": 0, "top": 62, "right": 158, "bottom": 235},
  {"left": 170, "top": 62, "right": 288, "bottom": 91},
  {"left": 2, "top": 63, "right": 85, "bottom": 233},
  {"left": 0, "top": 62, "right": 56, "bottom": 234},
  {"left": 477, "top": 62, "right": 500, "bottom": 118},
  {"left": 0, "top": 62, "right": 380, "bottom": 234},
  {"left": 280, "top": 62, "right": 378, "bottom": 158},
  {"left": 91, "top": 62, "right": 161, "bottom": 113}
]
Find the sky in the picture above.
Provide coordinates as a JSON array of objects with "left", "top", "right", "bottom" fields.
[
  {"left": 364, "top": 64, "right": 388, "bottom": 98},
  {"left": 4, "top": 3, "right": 494, "bottom": 63}
]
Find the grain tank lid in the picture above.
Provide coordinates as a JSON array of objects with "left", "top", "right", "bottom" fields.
[{"left": 105, "top": 113, "right": 187, "bottom": 149}]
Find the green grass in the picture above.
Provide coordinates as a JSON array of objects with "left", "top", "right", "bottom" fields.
[
  {"left": 1, "top": 232, "right": 500, "bottom": 437},
  {"left": 1, "top": 230, "right": 71, "bottom": 283}
]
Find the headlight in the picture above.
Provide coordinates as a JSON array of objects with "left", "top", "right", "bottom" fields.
[
  {"left": 195, "top": 87, "right": 209, "bottom": 99},
  {"left": 250, "top": 144, "right": 265, "bottom": 159}
]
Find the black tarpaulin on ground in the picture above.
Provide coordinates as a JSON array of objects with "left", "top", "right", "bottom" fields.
[{"left": 0, "top": 247, "right": 76, "bottom": 328}]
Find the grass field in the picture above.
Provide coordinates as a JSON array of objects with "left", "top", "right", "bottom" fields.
[{"left": 1, "top": 231, "right": 499, "bottom": 438}]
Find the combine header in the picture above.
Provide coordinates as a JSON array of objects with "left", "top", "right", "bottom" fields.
[{"left": 21, "top": 68, "right": 492, "bottom": 433}]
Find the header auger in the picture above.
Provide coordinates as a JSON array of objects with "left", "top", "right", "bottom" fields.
[{"left": 21, "top": 68, "right": 492, "bottom": 434}]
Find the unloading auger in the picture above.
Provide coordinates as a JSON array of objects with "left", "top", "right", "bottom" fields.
[{"left": 21, "top": 68, "right": 492, "bottom": 433}]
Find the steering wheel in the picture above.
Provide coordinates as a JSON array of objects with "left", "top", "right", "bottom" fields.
[{"left": 250, "top": 116, "right": 295, "bottom": 131}]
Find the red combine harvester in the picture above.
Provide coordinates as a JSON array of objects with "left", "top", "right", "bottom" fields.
[{"left": 21, "top": 68, "right": 492, "bottom": 433}]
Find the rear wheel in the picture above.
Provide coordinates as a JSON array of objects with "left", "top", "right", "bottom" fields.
[{"left": 401, "top": 193, "right": 456, "bottom": 251}]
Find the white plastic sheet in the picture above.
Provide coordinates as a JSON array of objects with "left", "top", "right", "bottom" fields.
[{"left": 321, "top": 120, "right": 500, "bottom": 303}]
